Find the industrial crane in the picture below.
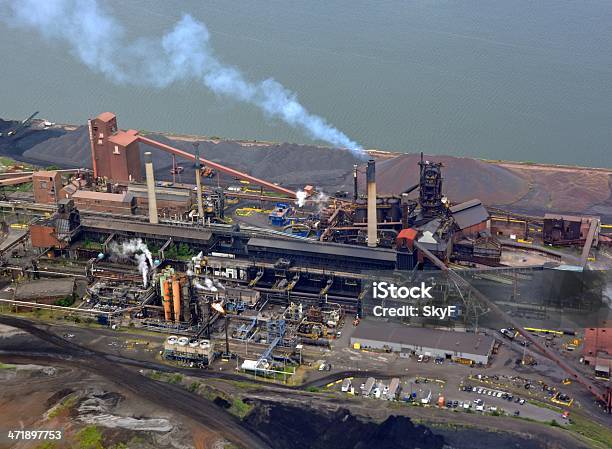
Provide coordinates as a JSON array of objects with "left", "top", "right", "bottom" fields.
[{"left": 3, "top": 111, "right": 39, "bottom": 138}]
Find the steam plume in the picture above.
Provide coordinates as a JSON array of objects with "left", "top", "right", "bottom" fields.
[
  {"left": 295, "top": 190, "right": 307, "bottom": 208},
  {"left": 108, "top": 238, "right": 153, "bottom": 287},
  {"left": 2, "top": 0, "right": 363, "bottom": 154}
]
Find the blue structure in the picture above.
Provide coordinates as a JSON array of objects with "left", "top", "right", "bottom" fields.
[{"left": 269, "top": 203, "right": 292, "bottom": 227}]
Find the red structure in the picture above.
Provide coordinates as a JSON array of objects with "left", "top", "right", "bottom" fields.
[
  {"left": 87, "top": 112, "right": 296, "bottom": 198},
  {"left": 583, "top": 327, "right": 612, "bottom": 378},
  {"left": 32, "top": 171, "right": 63, "bottom": 204},
  {"left": 88, "top": 112, "right": 142, "bottom": 183}
]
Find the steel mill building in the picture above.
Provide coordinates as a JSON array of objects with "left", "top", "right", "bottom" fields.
[{"left": 350, "top": 319, "right": 495, "bottom": 365}]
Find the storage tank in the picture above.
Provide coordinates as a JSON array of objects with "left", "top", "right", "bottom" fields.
[
  {"left": 162, "top": 280, "right": 172, "bottom": 321},
  {"left": 172, "top": 278, "right": 181, "bottom": 323},
  {"left": 177, "top": 337, "right": 189, "bottom": 346},
  {"left": 166, "top": 335, "right": 178, "bottom": 345}
]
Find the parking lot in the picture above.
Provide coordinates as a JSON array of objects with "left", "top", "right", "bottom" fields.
[{"left": 327, "top": 374, "right": 567, "bottom": 424}]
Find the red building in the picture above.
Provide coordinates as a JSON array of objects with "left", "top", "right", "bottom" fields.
[
  {"left": 71, "top": 190, "right": 135, "bottom": 215},
  {"left": 88, "top": 112, "right": 142, "bottom": 183},
  {"left": 32, "top": 171, "right": 63, "bottom": 204},
  {"left": 583, "top": 327, "right": 612, "bottom": 379}
]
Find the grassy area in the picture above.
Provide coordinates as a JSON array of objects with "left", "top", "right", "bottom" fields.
[
  {"left": 229, "top": 398, "right": 253, "bottom": 418},
  {"left": 48, "top": 393, "right": 79, "bottom": 418},
  {"left": 76, "top": 426, "right": 104, "bottom": 449},
  {"left": 566, "top": 414, "right": 612, "bottom": 449},
  {"left": 0, "top": 363, "right": 16, "bottom": 369}
]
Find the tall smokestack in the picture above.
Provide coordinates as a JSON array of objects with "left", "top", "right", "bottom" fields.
[
  {"left": 366, "top": 159, "right": 377, "bottom": 248},
  {"left": 194, "top": 144, "right": 204, "bottom": 221},
  {"left": 353, "top": 164, "right": 358, "bottom": 201},
  {"left": 144, "top": 152, "right": 158, "bottom": 224}
]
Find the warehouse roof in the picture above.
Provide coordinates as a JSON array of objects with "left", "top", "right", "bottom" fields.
[
  {"left": 450, "top": 199, "right": 489, "bottom": 230},
  {"left": 128, "top": 185, "right": 192, "bottom": 202},
  {"left": 96, "top": 112, "right": 116, "bottom": 122},
  {"left": 72, "top": 190, "right": 133, "bottom": 203},
  {"left": 247, "top": 236, "right": 397, "bottom": 262},
  {"left": 352, "top": 319, "right": 495, "bottom": 357},
  {"left": 81, "top": 217, "right": 213, "bottom": 243},
  {"left": 14, "top": 278, "right": 75, "bottom": 301},
  {"left": 108, "top": 129, "right": 139, "bottom": 146}
]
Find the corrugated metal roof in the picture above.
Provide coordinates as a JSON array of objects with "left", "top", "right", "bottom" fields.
[
  {"left": 81, "top": 217, "right": 213, "bottom": 243},
  {"left": 14, "top": 278, "right": 75, "bottom": 300},
  {"left": 352, "top": 319, "right": 494, "bottom": 357},
  {"left": 247, "top": 236, "right": 397, "bottom": 262},
  {"left": 73, "top": 190, "right": 132, "bottom": 203},
  {"left": 451, "top": 199, "right": 489, "bottom": 230}
]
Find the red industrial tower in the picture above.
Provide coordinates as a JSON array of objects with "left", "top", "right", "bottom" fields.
[{"left": 88, "top": 112, "right": 142, "bottom": 183}]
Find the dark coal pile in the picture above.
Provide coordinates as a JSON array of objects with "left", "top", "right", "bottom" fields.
[
  {"left": 352, "top": 153, "right": 529, "bottom": 205},
  {"left": 245, "top": 402, "right": 446, "bottom": 449},
  {"left": 0, "top": 119, "right": 68, "bottom": 161},
  {"left": 23, "top": 125, "right": 90, "bottom": 167},
  {"left": 22, "top": 128, "right": 362, "bottom": 190},
  {"left": 139, "top": 134, "right": 362, "bottom": 189}
]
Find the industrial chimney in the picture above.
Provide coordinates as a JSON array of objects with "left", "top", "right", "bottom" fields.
[
  {"left": 353, "top": 164, "right": 358, "bottom": 201},
  {"left": 194, "top": 144, "right": 205, "bottom": 221},
  {"left": 366, "top": 159, "right": 377, "bottom": 247},
  {"left": 144, "top": 152, "right": 158, "bottom": 224}
]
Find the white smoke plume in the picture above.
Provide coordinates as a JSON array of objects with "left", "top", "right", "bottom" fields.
[
  {"left": 295, "top": 190, "right": 308, "bottom": 208},
  {"left": 314, "top": 190, "right": 330, "bottom": 212},
  {"left": 195, "top": 277, "right": 218, "bottom": 293},
  {"left": 1, "top": 0, "right": 363, "bottom": 154},
  {"left": 295, "top": 189, "right": 329, "bottom": 209},
  {"left": 108, "top": 238, "right": 153, "bottom": 287}
]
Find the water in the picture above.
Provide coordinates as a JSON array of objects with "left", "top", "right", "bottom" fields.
[{"left": 1, "top": 0, "right": 611, "bottom": 167}]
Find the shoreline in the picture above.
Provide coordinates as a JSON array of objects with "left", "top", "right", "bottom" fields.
[{"left": 40, "top": 119, "right": 611, "bottom": 173}]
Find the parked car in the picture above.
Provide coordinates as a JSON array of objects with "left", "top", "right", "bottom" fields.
[{"left": 417, "top": 354, "right": 424, "bottom": 363}]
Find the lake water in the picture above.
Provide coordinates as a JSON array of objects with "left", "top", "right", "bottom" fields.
[{"left": 1, "top": 0, "right": 611, "bottom": 167}]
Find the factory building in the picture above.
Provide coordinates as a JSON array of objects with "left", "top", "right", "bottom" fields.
[
  {"left": 450, "top": 199, "right": 489, "bottom": 238},
  {"left": 350, "top": 320, "right": 495, "bottom": 365},
  {"left": 30, "top": 199, "right": 81, "bottom": 248},
  {"left": 72, "top": 190, "right": 136, "bottom": 215},
  {"left": 583, "top": 327, "right": 612, "bottom": 379},
  {"left": 32, "top": 171, "right": 63, "bottom": 204},
  {"left": 88, "top": 112, "right": 142, "bottom": 183},
  {"left": 247, "top": 236, "right": 406, "bottom": 272},
  {"left": 163, "top": 336, "right": 215, "bottom": 367},
  {"left": 543, "top": 214, "right": 600, "bottom": 246},
  {"left": 128, "top": 184, "right": 193, "bottom": 217},
  {"left": 13, "top": 278, "right": 75, "bottom": 305}
]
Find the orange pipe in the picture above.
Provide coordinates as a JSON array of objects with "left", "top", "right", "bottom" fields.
[
  {"left": 162, "top": 280, "right": 172, "bottom": 321},
  {"left": 172, "top": 279, "right": 181, "bottom": 323}
]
